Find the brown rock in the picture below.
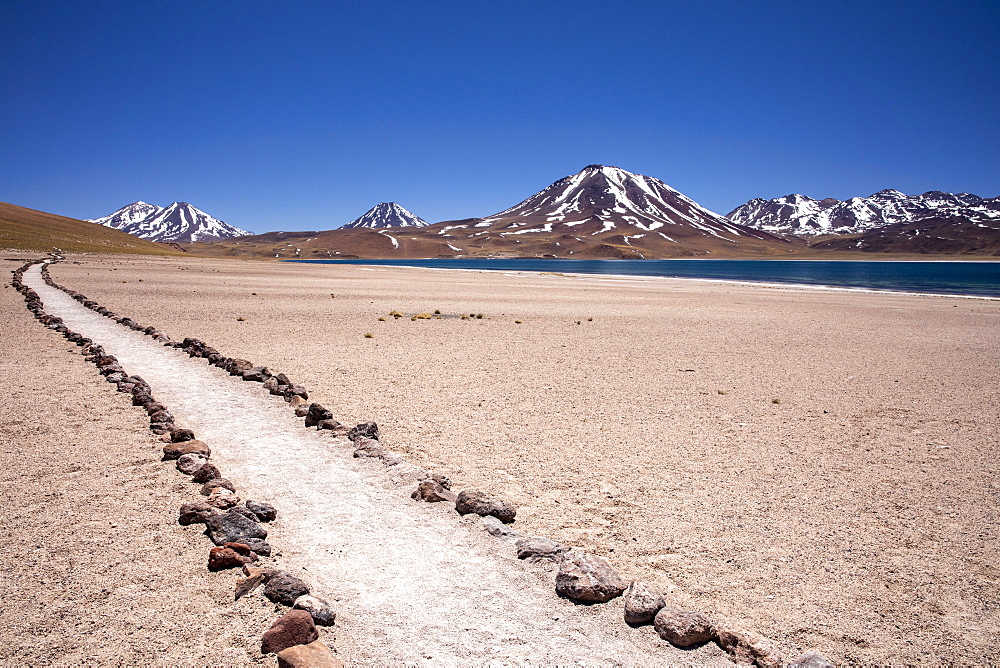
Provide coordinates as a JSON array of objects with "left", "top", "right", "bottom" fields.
[
  {"left": 226, "top": 358, "right": 253, "bottom": 376},
  {"left": 294, "top": 405, "right": 309, "bottom": 417},
  {"left": 411, "top": 479, "right": 457, "bottom": 503},
  {"left": 200, "top": 478, "right": 236, "bottom": 495},
  {"left": 654, "top": 607, "right": 714, "bottom": 648},
  {"left": 208, "top": 546, "right": 254, "bottom": 571},
  {"left": 178, "top": 502, "right": 217, "bottom": 525},
  {"left": 304, "top": 403, "right": 334, "bottom": 427},
  {"left": 224, "top": 542, "right": 258, "bottom": 558},
  {"left": 176, "top": 453, "right": 208, "bottom": 475},
  {"left": 170, "top": 428, "right": 196, "bottom": 443},
  {"left": 353, "top": 436, "right": 385, "bottom": 459},
  {"left": 348, "top": 421, "right": 379, "bottom": 441},
  {"left": 554, "top": 551, "right": 626, "bottom": 603},
  {"left": 235, "top": 572, "right": 266, "bottom": 600},
  {"left": 623, "top": 580, "right": 666, "bottom": 626},
  {"left": 243, "top": 564, "right": 278, "bottom": 579},
  {"left": 788, "top": 651, "right": 834, "bottom": 668},
  {"left": 162, "top": 439, "right": 211, "bottom": 461},
  {"left": 276, "top": 640, "right": 342, "bottom": 668},
  {"left": 206, "top": 488, "right": 240, "bottom": 509},
  {"left": 261, "top": 609, "right": 318, "bottom": 654},
  {"left": 191, "top": 462, "right": 221, "bottom": 483},
  {"left": 289, "top": 395, "right": 308, "bottom": 408},
  {"left": 455, "top": 488, "right": 516, "bottom": 524}
]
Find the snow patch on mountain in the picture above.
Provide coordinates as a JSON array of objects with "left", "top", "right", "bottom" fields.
[
  {"left": 341, "top": 202, "right": 428, "bottom": 229},
  {"left": 727, "top": 190, "right": 1000, "bottom": 236}
]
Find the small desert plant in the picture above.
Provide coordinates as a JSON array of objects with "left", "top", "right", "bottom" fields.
[
  {"left": 389, "top": 310, "right": 403, "bottom": 318},
  {"left": 236, "top": 316, "right": 246, "bottom": 321},
  {"left": 434, "top": 309, "right": 441, "bottom": 315},
  {"left": 364, "top": 332, "right": 374, "bottom": 338},
  {"left": 476, "top": 313, "right": 484, "bottom": 319},
  {"left": 717, "top": 389, "right": 727, "bottom": 395},
  {"left": 771, "top": 397, "right": 781, "bottom": 404},
  {"left": 413, "top": 312, "right": 432, "bottom": 320},
  {"left": 378, "top": 317, "right": 386, "bottom": 321},
  {"left": 587, "top": 317, "right": 593, "bottom": 321},
  {"left": 460, "top": 314, "right": 469, "bottom": 320},
  {"left": 515, "top": 320, "right": 523, "bottom": 324}
]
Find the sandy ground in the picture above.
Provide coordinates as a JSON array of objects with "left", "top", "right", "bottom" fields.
[
  {"left": 6, "top": 252, "right": 999, "bottom": 664},
  {"left": 17, "top": 261, "right": 723, "bottom": 665}
]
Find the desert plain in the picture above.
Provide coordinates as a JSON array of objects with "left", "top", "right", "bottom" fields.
[{"left": 2, "top": 252, "right": 998, "bottom": 665}]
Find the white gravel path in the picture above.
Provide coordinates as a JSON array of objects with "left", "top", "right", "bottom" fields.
[{"left": 24, "top": 264, "right": 719, "bottom": 665}]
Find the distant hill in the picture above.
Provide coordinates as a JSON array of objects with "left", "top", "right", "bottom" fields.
[
  {"left": 88, "top": 201, "right": 250, "bottom": 242},
  {"left": 809, "top": 215, "right": 1000, "bottom": 256},
  {"left": 0, "top": 202, "right": 182, "bottom": 255}
]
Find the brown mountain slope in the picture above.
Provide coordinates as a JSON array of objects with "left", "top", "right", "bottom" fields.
[
  {"left": 0, "top": 202, "right": 182, "bottom": 255},
  {"left": 810, "top": 216, "right": 1000, "bottom": 256}
]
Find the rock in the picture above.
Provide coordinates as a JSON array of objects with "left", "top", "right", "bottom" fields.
[
  {"left": 263, "top": 377, "right": 282, "bottom": 393},
  {"left": 105, "top": 371, "right": 125, "bottom": 384},
  {"left": 264, "top": 571, "right": 310, "bottom": 606},
  {"left": 293, "top": 594, "right": 337, "bottom": 626},
  {"left": 653, "top": 607, "right": 715, "bottom": 648},
  {"left": 353, "top": 436, "right": 385, "bottom": 459},
  {"left": 261, "top": 609, "right": 319, "bottom": 655},
  {"left": 455, "top": 489, "right": 516, "bottom": 524},
  {"left": 149, "top": 422, "right": 172, "bottom": 435},
  {"left": 170, "top": 428, "right": 196, "bottom": 443},
  {"left": 235, "top": 572, "right": 267, "bottom": 600},
  {"left": 788, "top": 651, "right": 834, "bottom": 668},
  {"left": 176, "top": 453, "right": 208, "bottom": 475},
  {"left": 289, "top": 395, "right": 308, "bottom": 408},
  {"left": 191, "top": 462, "right": 221, "bottom": 483},
  {"left": 242, "top": 538, "right": 272, "bottom": 556},
  {"left": 208, "top": 546, "right": 255, "bottom": 571},
  {"left": 276, "top": 640, "right": 342, "bottom": 668},
  {"left": 244, "top": 564, "right": 279, "bottom": 579},
  {"left": 224, "top": 541, "right": 258, "bottom": 558},
  {"left": 205, "top": 511, "right": 267, "bottom": 546},
  {"left": 149, "top": 409, "right": 174, "bottom": 425},
  {"left": 715, "top": 629, "right": 785, "bottom": 667},
  {"left": 200, "top": 477, "right": 236, "bottom": 496},
  {"left": 275, "top": 373, "right": 292, "bottom": 385},
  {"left": 246, "top": 500, "right": 277, "bottom": 522},
  {"left": 144, "top": 401, "right": 167, "bottom": 416},
  {"left": 178, "top": 502, "right": 217, "bottom": 525},
  {"left": 430, "top": 473, "right": 452, "bottom": 489},
  {"left": 304, "top": 403, "right": 333, "bottom": 427},
  {"left": 294, "top": 405, "right": 309, "bottom": 417},
  {"left": 206, "top": 488, "right": 241, "bottom": 509},
  {"left": 348, "top": 422, "right": 379, "bottom": 441},
  {"left": 243, "top": 366, "right": 272, "bottom": 382},
  {"left": 554, "top": 551, "right": 626, "bottom": 603},
  {"left": 482, "top": 515, "right": 519, "bottom": 537},
  {"left": 316, "top": 418, "right": 342, "bottom": 431},
  {"left": 162, "top": 439, "right": 210, "bottom": 461},
  {"left": 228, "top": 505, "right": 261, "bottom": 523},
  {"left": 283, "top": 384, "right": 308, "bottom": 401},
  {"left": 411, "top": 479, "right": 457, "bottom": 503},
  {"left": 515, "top": 536, "right": 569, "bottom": 562},
  {"left": 225, "top": 358, "right": 253, "bottom": 376},
  {"left": 623, "top": 580, "right": 665, "bottom": 626}
]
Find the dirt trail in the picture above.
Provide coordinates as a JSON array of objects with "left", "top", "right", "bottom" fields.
[{"left": 23, "top": 264, "right": 724, "bottom": 665}]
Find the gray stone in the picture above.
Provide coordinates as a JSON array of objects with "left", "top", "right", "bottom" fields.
[
  {"left": 455, "top": 488, "right": 516, "bottom": 524},
  {"left": 225, "top": 358, "right": 253, "bottom": 376},
  {"left": 242, "top": 538, "right": 273, "bottom": 556},
  {"left": 348, "top": 422, "right": 379, "bottom": 441},
  {"left": 554, "top": 551, "right": 626, "bottom": 603},
  {"left": 715, "top": 628, "right": 785, "bottom": 667},
  {"left": 263, "top": 377, "right": 281, "bottom": 393},
  {"left": 515, "top": 536, "right": 569, "bottom": 562},
  {"left": 304, "top": 403, "right": 333, "bottom": 427},
  {"left": 204, "top": 510, "right": 267, "bottom": 546},
  {"left": 293, "top": 594, "right": 337, "bottom": 626},
  {"left": 247, "top": 499, "right": 277, "bottom": 522},
  {"left": 228, "top": 506, "right": 260, "bottom": 523},
  {"left": 316, "top": 418, "right": 342, "bottom": 431},
  {"left": 623, "top": 580, "right": 665, "bottom": 626},
  {"left": 481, "top": 515, "right": 519, "bottom": 537},
  {"left": 264, "top": 571, "right": 310, "bottom": 606},
  {"left": 353, "top": 436, "right": 385, "bottom": 459},
  {"left": 176, "top": 453, "right": 208, "bottom": 475},
  {"left": 788, "top": 651, "right": 834, "bottom": 668},
  {"left": 294, "top": 404, "right": 309, "bottom": 417},
  {"left": 430, "top": 473, "right": 452, "bottom": 490},
  {"left": 653, "top": 607, "right": 714, "bottom": 648},
  {"left": 243, "top": 366, "right": 272, "bottom": 382}
]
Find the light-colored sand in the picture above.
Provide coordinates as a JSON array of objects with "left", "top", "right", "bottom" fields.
[{"left": 9, "top": 253, "right": 1000, "bottom": 663}]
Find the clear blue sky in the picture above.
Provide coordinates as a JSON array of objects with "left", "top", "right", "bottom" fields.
[{"left": 2, "top": 0, "right": 997, "bottom": 233}]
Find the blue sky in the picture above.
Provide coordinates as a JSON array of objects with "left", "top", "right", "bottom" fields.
[{"left": 2, "top": 0, "right": 997, "bottom": 233}]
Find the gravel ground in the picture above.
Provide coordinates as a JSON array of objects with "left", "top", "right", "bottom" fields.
[{"left": 9, "top": 253, "right": 1000, "bottom": 664}]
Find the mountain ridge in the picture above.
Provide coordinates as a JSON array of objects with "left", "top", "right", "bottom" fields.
[
  {"left": 341, "top": 202, "right": 428, "bottom": 229},
  {"left": 88, "top": 201, "right": 250, "bottom": 243}
]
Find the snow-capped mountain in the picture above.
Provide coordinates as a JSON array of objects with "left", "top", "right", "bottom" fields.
[
  {"left": 460, "top": 164, "right": 775, "bottom": 242},
  {"left": 88, "top": 201, "right": 250, "bottom": 242},
  {"left": 340, "top": 202, "right": 429, "bottom": 229},
  {"left": 88, "top": 201, "right": 164, "bottom": 231},
  {"left": 727, "top": 190, "right": 1000, "bottom": 236}
]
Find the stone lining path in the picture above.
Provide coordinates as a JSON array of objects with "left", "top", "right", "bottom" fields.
[{"left": 24, "top": 264, "right": 721, "bottom": 665}]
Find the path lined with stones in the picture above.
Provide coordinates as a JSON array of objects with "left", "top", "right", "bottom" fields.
[{"left": 23, "top": 263, "right": 716, "bottom": 665}]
